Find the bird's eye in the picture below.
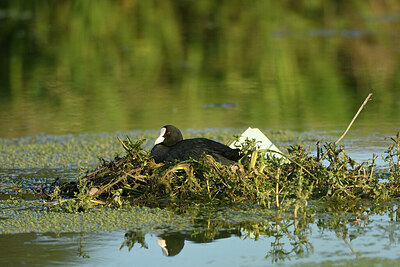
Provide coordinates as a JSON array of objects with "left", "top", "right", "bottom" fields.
[{"left": 166, "top": 131, "right": 171, "bottom": 135}]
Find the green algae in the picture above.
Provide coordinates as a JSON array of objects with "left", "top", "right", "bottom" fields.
[
  {"left": 0, "top": 133, "right": 129, "bottom": 169},
  {"left": 0, "top": 200, "right": 278, "bottom": 235},
  {"left": 0, "top": 204, "right": 191, "bottom": 234}
]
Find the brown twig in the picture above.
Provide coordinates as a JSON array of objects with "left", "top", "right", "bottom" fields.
[
  {"left": 95, "top": 175, "right": 126, "bottom": 196},
  {"left": 319, "top": 93, "right": 373, "bottom": 162},
  {"left": 117, "top": 136, "right": 130, "bottom": 151}
]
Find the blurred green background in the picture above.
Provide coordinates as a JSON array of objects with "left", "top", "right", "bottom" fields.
[{"left": 1, "top": 0, "right": 400, "bottom": 138}]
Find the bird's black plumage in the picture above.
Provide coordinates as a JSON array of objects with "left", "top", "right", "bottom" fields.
[{"left": 151, "top": 125, "right": 240, "bottom": 165}]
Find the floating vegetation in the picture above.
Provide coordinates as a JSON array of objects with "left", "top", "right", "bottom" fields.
[
  {"left": 0, "top": 203, "right": 189, "bottom": 234},
  {"left": 45, "top": 132, "right": 400, "bottom": 212}
]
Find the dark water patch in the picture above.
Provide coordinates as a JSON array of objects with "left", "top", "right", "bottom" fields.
[
  {"left": 363, "top": 11, "right": 400, "bottom": 23},
  {"left": 0, "top": 8, "right": 32, "bottom": 20},
  {"left": 0, "top": 168, "right": 78, "bottom": 181},
  {"left": 202, "top": 102, "right": 239, "bottom": 109},
  {"left": 0, "top": 168, "right": 78, "bottom": 198}
]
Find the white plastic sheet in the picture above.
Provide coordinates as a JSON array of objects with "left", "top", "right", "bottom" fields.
[{"left": 229, "top": 127, "right": 285, "bottom": 159}]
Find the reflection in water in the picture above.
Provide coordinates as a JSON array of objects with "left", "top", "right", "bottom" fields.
[
  {"left": 118, "top": 202, "right": 400, "bottom": 263},
  {"left": 157, "top": 235, "right": 184, "bottom": 257},
  {"left": 1, "top": 1, "right": 400, "bottom": 137},
  {"left": 0, "top": 232, "right": 90, "bottom": 266},
  {"left": 0, "top": 202, "right": 399, "bottom": 265}
]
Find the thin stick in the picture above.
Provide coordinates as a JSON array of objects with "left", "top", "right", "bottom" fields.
[
  {"left": 276, "top": 167, "right": 280, "bottom": 208},
  {"left": 319, "top": 93, "right": 373, "bottom": 162},
  {"left": 334, "top": 93, "right": 373, "bottom": 146},
  {"left": 117, "top": 136, "right": 130, "bottom": 152}
]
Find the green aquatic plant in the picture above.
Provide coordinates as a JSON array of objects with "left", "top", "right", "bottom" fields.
[
  {"left": 383, "top": 132, "right": 400, "bottom": 182},
  {"left": 377, "top": 132, "right": 400, "bottom": 200}
]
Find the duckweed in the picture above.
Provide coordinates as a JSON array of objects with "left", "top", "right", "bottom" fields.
[
  {"left": 0, "top": 131, "right": 155, "bottom": 169},
  {"left": 0, "top": 205, "right": 191, "bottom": 234}
]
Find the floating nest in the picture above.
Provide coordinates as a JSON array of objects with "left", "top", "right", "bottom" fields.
[
  {"left": 55, "top": 137, "right": 264, "bottom": 208},
  {"left": 47, "top": 134, "right": 400, "bottom": 212}
]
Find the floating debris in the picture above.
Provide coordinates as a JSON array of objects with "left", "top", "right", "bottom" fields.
[{"left": 230, "top": 127, "right": 285, "bottom": 160}]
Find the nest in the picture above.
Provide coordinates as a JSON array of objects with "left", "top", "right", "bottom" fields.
[
  {"left": 47, "top": 134, "right": 400, "bottom": 212},
  {"left": 53, "top": 138, "right": 262, "bottom": 209}
]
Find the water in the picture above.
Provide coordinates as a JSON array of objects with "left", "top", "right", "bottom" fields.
[
  {"left": 0, "top": 1, "right": 399, "bottom": 137},
  {"left": 1, "top": 202, "right": 400, "bottom": 266},
  {"left": 1, "top": 1, "right": 400, "bottom": 265}
]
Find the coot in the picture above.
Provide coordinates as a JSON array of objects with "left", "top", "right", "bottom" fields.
[{"left": 151, "top": 125, "right": 240, "bottom": 165}]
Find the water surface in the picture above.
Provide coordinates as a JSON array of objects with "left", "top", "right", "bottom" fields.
[{"left": 0, "top": 1, "right": 399, "bottom": 137}]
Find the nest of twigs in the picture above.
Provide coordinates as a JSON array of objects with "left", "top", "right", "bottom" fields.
[{"left": 48, "top": 133, "right": 400, "bottom": 212}]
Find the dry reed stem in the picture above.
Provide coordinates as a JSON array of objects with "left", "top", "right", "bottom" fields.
[{"left": 320, "top": 93, "right": 373, "bottom": 162}]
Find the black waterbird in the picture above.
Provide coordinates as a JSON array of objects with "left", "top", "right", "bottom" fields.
[{"left": 151, "top": 125, "right": 240, "bottom": 165}]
